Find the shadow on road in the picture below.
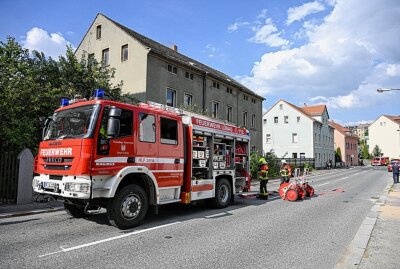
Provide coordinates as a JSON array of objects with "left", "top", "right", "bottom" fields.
[{"left": 77, "top": 191, "right": 286, "bottom": 230}]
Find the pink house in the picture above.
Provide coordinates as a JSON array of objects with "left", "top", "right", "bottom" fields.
[{"left": 329, "top": 121, "right": 359, "bottom": 166}]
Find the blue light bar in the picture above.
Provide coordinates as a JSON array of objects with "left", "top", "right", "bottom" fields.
[
  {"left": 60, "top": 98, "right": 70, "bottom": 107},
  {"left": 94, "top": 88, "right": 105, "bottom": 99}
]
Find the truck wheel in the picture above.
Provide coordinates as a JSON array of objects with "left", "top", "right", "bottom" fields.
[
  {"left": 64, "top": 203, "right": 87, "bottom": 218},
  {"left": 107, "top": 184, "right": 148, "bottom": 229},
  {"left": 206, "top": 178, "right": 232, "bottom": 209}
]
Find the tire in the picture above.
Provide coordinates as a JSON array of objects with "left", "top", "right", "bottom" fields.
[
  {"left": 64, "top": 203, "right": 87, "bottom": 218},
  {"left": 107, "top": 184, "right": 148, "bottom": 229},
  {"left": 286, "top": 189, "right": 299, "bottom": 201},
  {"left": 299, "top": 187, "right": 307, "bottom": 199},
  {"left": 308, "top": 186, "right": 315, "bottom": 197},
  {"left": 279, "top": 183, "right": 290, "bottom": 199},
  {"left": 206, "top": 178, "right": 232, "bottom": 209}
]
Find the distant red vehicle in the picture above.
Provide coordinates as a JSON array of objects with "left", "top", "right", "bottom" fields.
[
  {"left": 388, "top": 159, "right": 400, "bottom": 172},
  {"left": 371, "top": 157, "right": 389, "bottom": 166}
]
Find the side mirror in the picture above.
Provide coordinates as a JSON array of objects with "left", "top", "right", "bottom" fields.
[
  {"left": 109, "top": 107, "right": 122, "bottom": 117},
  {"left": 42, "top": 117, "right": 52, "bottom": 140},
  {"left": 107, "top": 117, "right": 120, "bottom": 138}
]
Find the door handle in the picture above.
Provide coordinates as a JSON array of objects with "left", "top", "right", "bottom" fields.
[{"left": 174, "top": 158, "right": 180, "bottom": 164}]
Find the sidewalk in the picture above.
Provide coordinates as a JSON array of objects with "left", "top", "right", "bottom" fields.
[
  {"left": 358, "top": 181, "right": 400, "bottom": 268},
  {"left": 0, "top": 197, "right": 63, "bottom": 219},
  {"left": 336, "top": 179, "right": 400, "bottom": 269}
]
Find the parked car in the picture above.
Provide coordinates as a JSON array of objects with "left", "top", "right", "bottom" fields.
[
  {"left": 371, "top": 157, "right": 389, "bottom": 166},
  {"left": 388, "top": 159, "right": 400, "bottom": 172}
]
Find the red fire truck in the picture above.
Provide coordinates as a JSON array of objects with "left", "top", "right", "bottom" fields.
[{"left": 32, "top": 90, "right": 250, "bottom": 229}]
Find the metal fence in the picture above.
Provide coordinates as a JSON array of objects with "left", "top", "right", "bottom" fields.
[{"left": 0, "top": 147, "right": 19, "bottom": 205}]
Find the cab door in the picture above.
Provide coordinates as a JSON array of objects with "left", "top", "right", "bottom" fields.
[
  {"left": 157, "top": 115, "right": 184, "bottom": 187},
  {"left": 93, "top": 105, "right": 134, "bottom": 176}
]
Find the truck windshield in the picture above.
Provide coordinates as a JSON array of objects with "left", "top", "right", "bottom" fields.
[{"left": 44, "top": 104, "right": 101, "bottom": 141}]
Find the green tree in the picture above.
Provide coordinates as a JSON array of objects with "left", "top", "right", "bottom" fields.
[
  {"left": 0, "top": 37, "right": 62, "bottom": 152},
  {"left": 359, "top": 139, "right": 370, "bottom": 159},
  {"left": 0, "top": 37, "right": 121, "bottom": 152},
  {"left": 335, "top": 147, "right": 342, "bottom": 163},
  {"left": 372, "top": 145, "right": 382, "bottom": 157},
  {"left": 58, "top": 47, "right": 122, "bottom": 100}
]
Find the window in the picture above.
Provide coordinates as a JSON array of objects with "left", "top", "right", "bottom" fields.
[
  {"left": 297, "top": 116, "right": 300, "bottom": 123},
  {"left": 168, "top": 64, "right": 177, "bottom": 74},
  {"left": 266, "top": 134, "right": 271, "bottom": 143},
  {"left": 160, "top": 118, "right": 178, "bottom": 145},
  {"left": 274, "top": 117, "right": 278, "bottom": 124},
  {"left": 212, "top": 81, "right": 220, "bottom": 89},
  {"left": 263, "top": 119, "right": 267, "bottom": 124},
  {"left": 226, "top": 106, "right": 232, "bottom": 122},
  {"left": 102, "top": 48, "right": 109, "bottom": 66},
  {"left": 251, "top": 98, "right": 256, "bottom": 104},
  {"left": 243, "top": 95, "right": 248, "bottom": 101},
  {"left": 96, "top": 25, "right": 101, "bottom": 39},
  {"left": 212, "top": 101, "right": 219, "bottom": 118},
  {"left": 184, "top": 93, "right": 192, "bottom": 107},
  {"left": 243, "top": 112, "right": 248, "bottom": 127},
  {"left": 300, "top": 153, "right": 305, "bottom": 158},
  {"left": 185, "top": 72, "right": 194, "bottom": 80},
  {"left": 139, "top": 113, "right": 155, "bottom": 143},
  {"left": 284, "top": 116, "right": 288, "bottom": 124},
  {"left": 119, "top": 110, "right": 134, "bottom": 137},
  {"left": 121, "top": 44, "right": 128, "bottom": 61},
  {"left": 88, "top": 53, "right": 95, "bottom": 66},
  {"left": 251, "top": 114, "right": 256, "bottom": 129},
  {"left": 227, "top": 87, "right": 233, "bottom": 94},
  {"left": 279, "top": 104, "right": 283, "bottom": 110},
  {"left": 292, "top": 153, "right": 298, "bottom": 158},
  {"left": 166, "top": 89, "right": 176, "bottom": 107},
  {"left": 292, "top": 133, "right": 298, "bottom": 143}
]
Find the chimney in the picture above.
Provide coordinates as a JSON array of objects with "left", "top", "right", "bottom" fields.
[{"left": 171, "top": 44, "right": 178, "bottom": 52}]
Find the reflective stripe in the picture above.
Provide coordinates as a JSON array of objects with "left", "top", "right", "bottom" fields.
[
  {"left": 95, "top": 157, "right": 128, "bottom": 163},
  {"left": 95, "top": 157, "right": 184, "bottom": 164},
  {"left": 152, "top": 170, "right": 184, "bottom": 173}
]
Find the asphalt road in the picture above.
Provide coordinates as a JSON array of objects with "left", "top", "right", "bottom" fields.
[{"left": 0, "top": 166, "right": 390, "bottom": 269}]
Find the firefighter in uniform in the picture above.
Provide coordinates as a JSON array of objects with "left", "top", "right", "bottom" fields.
[
  {"left": 280, "top": 160, "right": 291, "bottom": 184},
  {"left": 257, "top": 157, "right": 269, "bottom": 199}
]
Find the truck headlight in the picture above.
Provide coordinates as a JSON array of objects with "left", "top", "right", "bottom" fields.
[{"left": 65, "top": 183, "right": 90, "bottom": 193}]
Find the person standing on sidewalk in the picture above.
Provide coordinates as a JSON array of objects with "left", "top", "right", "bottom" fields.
[
  {"left": 257, "top": 157, "right": 269, "bottom": 200},
  {"left": 393, "top": 161, "right": 399, "bottom": 184}
]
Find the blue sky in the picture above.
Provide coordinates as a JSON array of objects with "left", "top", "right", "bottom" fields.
[{"left": 1, "top": 0, "right": 399, "bottom": 126}]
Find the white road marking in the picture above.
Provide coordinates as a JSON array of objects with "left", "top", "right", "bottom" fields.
[
  {"left": 205, "top": 212, "right": 228, "bottom": 218},
  {"left": 343, "top": 177, "right": 349, "bottom": 179},
  {"left": 39, "top": 222, "right": 180, "bottom": 258},
  {"left": 317, "top": 182, "right": 330, "bottom": 186}
]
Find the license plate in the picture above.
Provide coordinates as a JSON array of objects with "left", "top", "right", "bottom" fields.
[{"left": 43, "top": 182, "right": 55, "bottom": 189}]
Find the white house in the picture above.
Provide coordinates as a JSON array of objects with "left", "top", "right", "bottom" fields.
[
  {"left": 262, "top": 99, "right": 335, "bottom": 168},
  {"left": 368, "top": 115, "right": 400, "bottom": 159}
]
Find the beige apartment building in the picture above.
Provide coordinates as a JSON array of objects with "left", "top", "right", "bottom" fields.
[
  {"left": 368, "top": 115, "right": 400, "bottom": 159},
  {"left": 329, "top": 121, "right": 359, "bottom": 166},
  {"left": 75, "top": 13, "right": 264, "bottom": 151}
]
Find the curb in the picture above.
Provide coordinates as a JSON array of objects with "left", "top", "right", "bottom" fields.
[
  {"left": 0, "top": 206, "right": 64, "bottom": 220},
  {"left": 335, "top": 178, "right": 392, "bottom": 269}
]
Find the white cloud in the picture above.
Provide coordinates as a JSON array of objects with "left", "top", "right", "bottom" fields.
[
  {"left": 240, "top": 0, "right": 400, "bottom": 111},
  {"left": 249, "top": 18, "right": 290, "bottom": 48},
  {"left": 287, "top": 1, "right": 325, "bottom": 25},
  {"left": 257, "top": 9, "right": 268, "bottom": 19},
  {"left": 228, "top": 20, "right": 250, "bottom": 33},
  {"left": 21, "top": 27, "right": 73, "bottom": 58}
]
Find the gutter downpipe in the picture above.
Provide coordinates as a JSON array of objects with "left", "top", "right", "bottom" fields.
[{"left": 202, "top": 72, "right": 208, "bottom": 113}]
